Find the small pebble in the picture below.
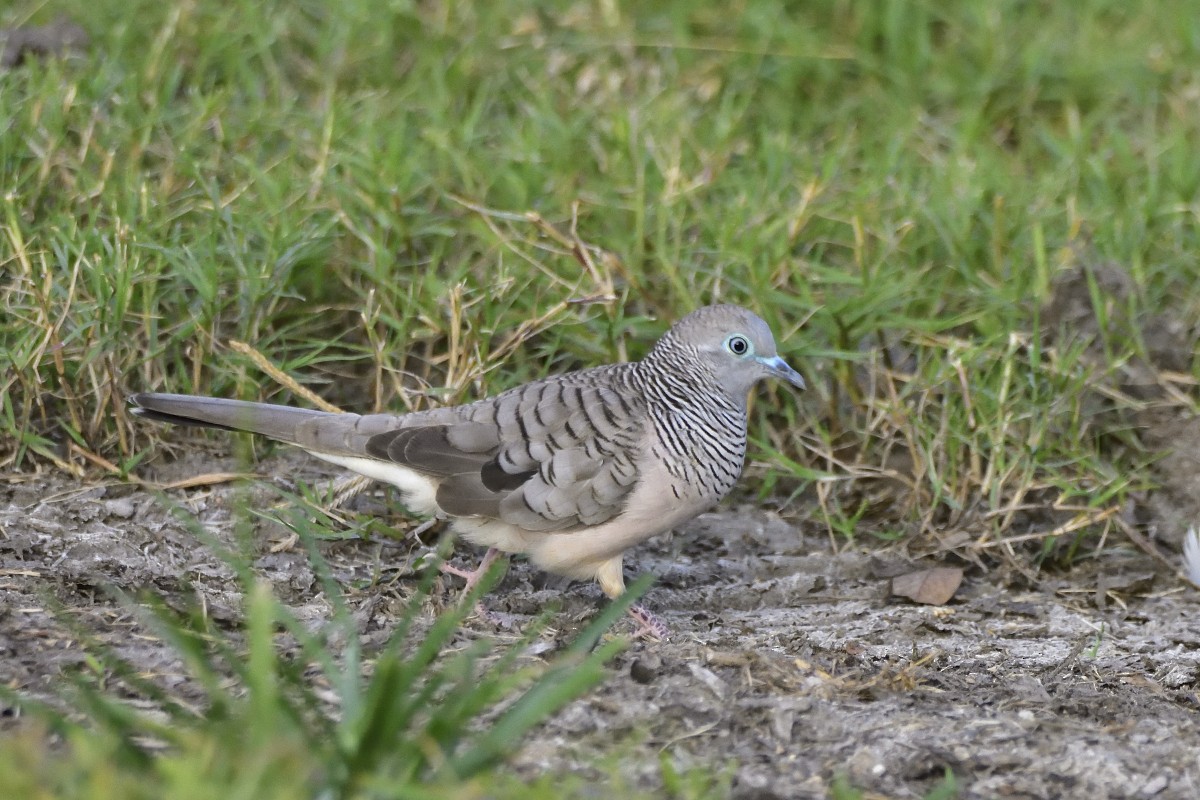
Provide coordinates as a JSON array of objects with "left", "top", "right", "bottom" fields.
[{"left": 104, "top": 498, "right": 136, "bottom": 519}]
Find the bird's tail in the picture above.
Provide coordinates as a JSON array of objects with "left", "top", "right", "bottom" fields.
[{"left": 129, "top": 393, "right": 331, "bottom": 445}]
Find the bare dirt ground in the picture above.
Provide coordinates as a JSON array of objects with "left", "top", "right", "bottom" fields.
[{"left": 3, "top": 433, "right": 1199, "bottom": 799}]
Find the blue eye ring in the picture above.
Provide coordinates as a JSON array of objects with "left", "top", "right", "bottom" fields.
[{"left": 724, "top": 334, "right": 752, "bottom": 356}]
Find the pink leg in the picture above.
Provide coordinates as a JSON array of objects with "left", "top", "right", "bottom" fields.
[
  {"left": 628, "top": 603, "right": 669, "bottom": 641},
  {"left": 439, "top": 547, "right": 503, "bottom": 594},
  {"left": 439, "top": 548, "right": 510, "bottom": 623}
]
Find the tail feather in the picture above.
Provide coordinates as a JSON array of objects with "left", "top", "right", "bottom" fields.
[{"left": 129, "top": 393, "right": 331, "bottom": 445}]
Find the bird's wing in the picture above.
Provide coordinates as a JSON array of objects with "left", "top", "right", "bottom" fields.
[{"left": 364, "top": 380, "right": 646, "bottom": 532}]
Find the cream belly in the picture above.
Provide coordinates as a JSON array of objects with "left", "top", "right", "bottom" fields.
[
  {"left": 311, "top": 447, "right": 714, "bottom": 599},
  {"left": 525, "top": 454, "right": 716, "bottom": 591}
]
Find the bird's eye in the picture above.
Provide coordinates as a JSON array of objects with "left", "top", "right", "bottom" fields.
[{"left": 725, "top": 335, "right": 751, "bottom": 356}]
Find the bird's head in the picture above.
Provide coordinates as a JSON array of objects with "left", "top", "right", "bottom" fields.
[{"left": 649, "top": 304, "right": 806, "bottom": 400}]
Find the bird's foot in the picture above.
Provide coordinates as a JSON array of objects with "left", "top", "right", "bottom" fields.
[
  {"left": 439, "top": 547, "right": 503, "bottom": 596},
  {"left": 437, "top": 549, "right": 515, "bottom": 627},
  {"left": 627, "top": 603, "right": 669, "bottom": 641}
]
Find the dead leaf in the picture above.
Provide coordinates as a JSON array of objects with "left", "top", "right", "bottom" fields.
[{"left": 891, "top": 567, "right": 963, "bottom": 605}]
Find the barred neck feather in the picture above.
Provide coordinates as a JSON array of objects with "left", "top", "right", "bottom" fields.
[{"left": 634, "top": 339, "right": 748, "bottom": 499}]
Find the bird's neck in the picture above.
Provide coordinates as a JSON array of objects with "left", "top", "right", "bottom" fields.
[
  {"left": 635, "top": 350, "right": 745, "bottom": 418},
  {"left": 632, "top": 354, "right": 749, "bottom": 500}
]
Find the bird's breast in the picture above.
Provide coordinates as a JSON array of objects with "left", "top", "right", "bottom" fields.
[{"left": 649, "top": 405, "right": 748, "bottom": 503}]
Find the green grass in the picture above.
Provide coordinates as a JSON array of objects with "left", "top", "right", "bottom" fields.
[
  {"left": 3, "top": 0, "right": 1199, "bottom": 795},
  {"left": 0, "top": 493, "right": 688, "bottom": 800}
]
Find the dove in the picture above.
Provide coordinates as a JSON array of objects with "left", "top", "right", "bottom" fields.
[{"left": 130, "top": 304, "right": 806, "bottom": 636}]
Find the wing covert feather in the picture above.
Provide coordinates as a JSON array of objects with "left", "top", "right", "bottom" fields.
[{"left": 362, "top": 373, "right": 646, "bottom": 531}]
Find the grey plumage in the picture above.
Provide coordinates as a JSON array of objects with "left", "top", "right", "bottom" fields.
[{"left": 130, "top": 304, "right": 805, "bottom": 621}]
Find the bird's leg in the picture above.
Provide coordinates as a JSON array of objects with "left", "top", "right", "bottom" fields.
[
  {"left": 596, "top": 557, "right": 669, "bottom": 640},
  {"left": 440, "top": 546, "right": 503, "bottom": 594},
  {"left": 627, "top": 603, "right": 669, "bottom": 641},
  {"left": 438, "top": 547, "right": 509, "bottom": 623}
]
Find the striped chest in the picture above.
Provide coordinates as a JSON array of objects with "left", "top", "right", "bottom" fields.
[{"left": 647, "top": 401, "right": 748, "bottom": 503}]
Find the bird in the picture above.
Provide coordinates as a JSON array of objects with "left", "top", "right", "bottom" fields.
[{"left": 129, "top": 304, "right": 806, "bottom": 637}]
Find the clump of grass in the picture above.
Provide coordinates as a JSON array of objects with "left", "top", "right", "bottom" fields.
[
  {"left": 0, "top": 494, "right": 643, "bottom": 798},
  {"left": 787, "top": 327, "right": 1154, "bottom": 566}
]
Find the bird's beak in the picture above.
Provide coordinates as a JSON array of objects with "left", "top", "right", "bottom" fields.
[{"left": 758, "top": 355, "right": 806, "bottom": 391}]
